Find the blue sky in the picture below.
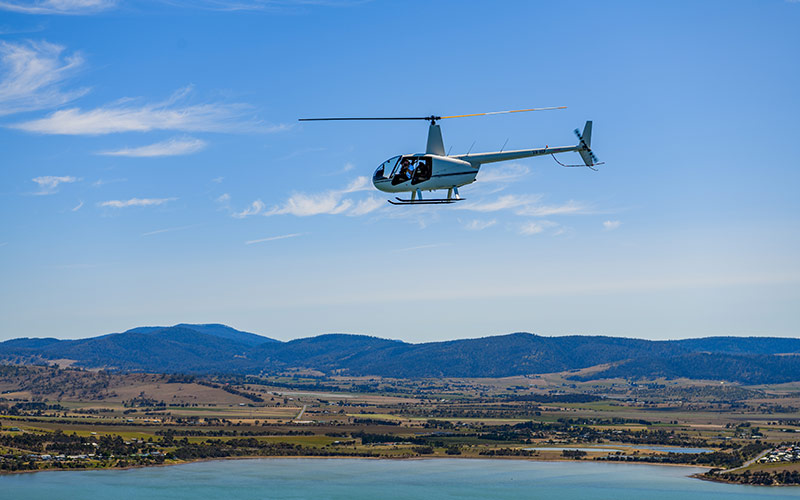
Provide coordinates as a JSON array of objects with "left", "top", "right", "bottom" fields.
[{"left": 0, "top": 0, "right": 798, "bottom": 342}]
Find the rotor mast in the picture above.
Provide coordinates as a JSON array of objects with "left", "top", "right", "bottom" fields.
[{"left": 426, "top": 122, "right": 445, "bottom": 155}]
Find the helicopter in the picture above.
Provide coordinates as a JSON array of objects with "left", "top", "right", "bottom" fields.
[{"left": 299, "top": 107, "right": 599, "bottom": 205}]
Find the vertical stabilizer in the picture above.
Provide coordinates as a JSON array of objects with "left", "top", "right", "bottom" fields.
[
  {"left": 426, "top": 123, "right": 445, "bottom": 155},
  {"left": 580, "top": 121, "right": 592, "bottom": 148},
  {"left": 574, "top": 121, "right": 598, "bottom": 167}
]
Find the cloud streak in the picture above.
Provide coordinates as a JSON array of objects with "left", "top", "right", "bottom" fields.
[
  {"left": 160, "top": 0, "right": 364, "bottom": 12},
  {"left": 235, "top": 177, "right": 383, "bottom": 218},
  {"left": 476, "top": 163, "right": 530, "bottom": 183},
  {"left": 515, "top": 200, "right": 590, "bottom": 217},
  {"left": 98, "top": 197, "right": 175, "bottom": 208},
  {"left": 245, "top": 233, "right": 304, "bottom": 245},
  {"left": 142, "top": 224, "right": 196, "bottom": 236},
  {"left": 461, "top": 194, "right": 594, "bottom": 218},
  {"left": 519, "top": 220, "right": 558, "bottom": 235},
  {"left": 603, "top": 220, "right": 621, "bottom": 230},
  {"left": 459, "top": 194, "right": 536, "bottom": 213},
  {"left": 0, "top": 39, "right": 86, "bottom": 116},
  {"left": 0, "top": 0, "right": 116, "bottom": 15},
  {"left": 464, "top": 219, "right": 496, "bottom": 231},
  {"left": 32, "top": 175, "right": 77, "bottom": 194},
  {"left": 232, "top": 199, "right": 265, "bottom": 218},
  {"left": 13, "top": 86, "right": 280, "bottom": 135},
  {"left": 97, "top": 136, "right": 207, "bottom": 157}
]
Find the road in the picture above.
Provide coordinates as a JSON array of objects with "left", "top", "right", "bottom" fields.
[{"left": 724, "top": 448, "right": 771, "bottom": 473}]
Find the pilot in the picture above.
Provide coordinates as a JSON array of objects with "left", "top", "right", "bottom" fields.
[{"left": 399, "top": 158, "right": 411, "bottom": 181}]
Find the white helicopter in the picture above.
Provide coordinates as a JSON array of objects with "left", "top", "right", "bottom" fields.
[{"left": 299, "top": 107, "right": 599, "bottom": 205}]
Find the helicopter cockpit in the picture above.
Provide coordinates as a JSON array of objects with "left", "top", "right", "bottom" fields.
[{"left": 373, "top": 155, "right": 432, "bottom": 186}]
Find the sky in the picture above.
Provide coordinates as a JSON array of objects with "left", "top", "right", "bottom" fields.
[{"left": 0, "top": 0, "right": 798, "bottom": 343}]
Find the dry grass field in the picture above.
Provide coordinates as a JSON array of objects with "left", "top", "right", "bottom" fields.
[{"left": 0, "top": 364, "right": 798, "bottom": 483}]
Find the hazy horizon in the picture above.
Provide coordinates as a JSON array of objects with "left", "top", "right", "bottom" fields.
[{"left": 5, "top": 321, "right": 800, "bottom": 344}]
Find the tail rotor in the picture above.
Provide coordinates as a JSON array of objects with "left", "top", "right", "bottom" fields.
[{"left": 574, "top": 121, "right": 599, "bottom": 167}]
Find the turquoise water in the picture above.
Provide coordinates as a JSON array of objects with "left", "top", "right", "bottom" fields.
[
  {"left": 526, "top": 447, "right": 626, "bottom": 452},
  {"left": 1, "top": 458, "right": 796, "bottom": 499},
  {"left": 525, "top": 445, "right": 714, "bottom": 454},
  {"left": 629, "top": 445, "right": 714, "bottom": 454}
]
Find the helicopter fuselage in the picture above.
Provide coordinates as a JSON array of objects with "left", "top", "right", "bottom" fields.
[{"left": 372, "top": 154, "right": 477, "bottom": 194}]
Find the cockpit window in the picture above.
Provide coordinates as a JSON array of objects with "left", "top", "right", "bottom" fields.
[
  {"left": 411, "top": 156, "right": 432, "bottom": 185},
  {"left": 392, "top": 156, "right": 432, "bottom": 185},
  {"left": 374, "top": 156, "right": 401, "bottom": 180}
]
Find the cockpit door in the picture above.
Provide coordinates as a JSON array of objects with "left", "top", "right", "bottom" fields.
[{"left": 411, "top": 156, "right": 432, "bottom": 185}]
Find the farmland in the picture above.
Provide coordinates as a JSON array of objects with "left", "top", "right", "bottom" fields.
[{"left": 1, "top": 365, "right": 798, "bottom": 484}]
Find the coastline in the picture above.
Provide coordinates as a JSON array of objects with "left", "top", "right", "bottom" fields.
[
  {"left": 0, "top": 453, "right": 711, "bottom": 477},
  {"left": 692, "top": 471, "right": 800, "bottom": 488}
]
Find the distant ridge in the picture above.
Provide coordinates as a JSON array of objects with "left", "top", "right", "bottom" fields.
[
  {"left": 0, "top": 325, "right": 798, "bottom": 384},
  {"left": 123, "top": 323, "right": 277, "bottom": 347}
]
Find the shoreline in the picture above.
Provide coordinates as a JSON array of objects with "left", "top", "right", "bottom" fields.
[
  {"left": 691, "top": 471, "right": 800, "bottom": 488},
  {"left": 0, "top": 453, "right": 712, "bottom": 478},
  {"left": 8, "top": 455, "right": 799, "bottom": 487}
]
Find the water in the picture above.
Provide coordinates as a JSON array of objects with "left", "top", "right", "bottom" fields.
[
  {"left": 526, "top": 447, "right": 626, "bottom": 452},
  {"left": 525, "top": 445, "right": 715, "bottom": 454},
  {"left": 630, "top": 445, "right": 715, "bottom": 454},
  {"left": 1, "top": 458, "right": 795, "bottom": 499}
]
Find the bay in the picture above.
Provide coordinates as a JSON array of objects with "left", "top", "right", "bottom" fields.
[{"left": 2, "top": 458, "right": 796, "bottom": 499}]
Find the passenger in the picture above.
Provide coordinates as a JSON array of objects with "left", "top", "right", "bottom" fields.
[{"left": 398, "top": 159, "right": 411, "bottom": 181}]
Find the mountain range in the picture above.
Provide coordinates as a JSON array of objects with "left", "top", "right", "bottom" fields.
[{"left": 1, "top": 324, "right": 799, "bottom": 384}]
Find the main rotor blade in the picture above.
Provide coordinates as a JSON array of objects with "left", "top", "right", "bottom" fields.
[
  {"left": 440, "top": 106, "right": 566, "bottom": 119},
  {"left": 299, "top": 107, "right": 566, "bottom": 122},
  {"left": 298, "top": 117, "right": 435, "bottom": 121}
]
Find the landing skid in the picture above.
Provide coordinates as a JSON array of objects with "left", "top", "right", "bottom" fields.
[{"left": 388, "top": 197, "right": 465, "bottom": 205}]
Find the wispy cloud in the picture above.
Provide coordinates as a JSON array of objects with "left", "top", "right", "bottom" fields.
[
  {"left": 160, "top": 0, "right": 364, "bottom": 12},
  {"left": 98, "top": 197, "right": 175, "bottom": 208},
  {"left": 32, "top": 175, "right": 77, "bottom": 194},
  {"left": 0, "top": 1, "right": 117, "bottom": 15},
  {"left": 245, "top": 232, "right": 304, "bottom": 245},
  {"left": 233, "top": 199, "right": 265, "bottom": 218},
  {"left": 97, "top": 136, "right": 206, "bottom": 157},
  {"left": 603, "top": 220, "right": 621, "bottom": 231},
  {"left": 461, "top": 194, "right": 594, "bottom": 218},
  {"left": 13, "top": 85, "right": 281, "bottom": 135},
  {"left": 515, "top": 200, "right": 591, "bottom": 217},
  {"left": 0, "top": 40, "right": 86, "bottom": 116},
  {"left": 267, "top": 191, "right": 353, "bottom": 216},
  {"left": 237, "top": 176, "right": 383, "bottom": 218},
  {"left": 0, "top": 242, "right": 8, "bottom": 247},
  {"left": 71, "top": 200, "right": 83, "bottom": 211},
  {"left": 459, "top": 194, "right": 535, "bottom": 213},
  {"left": 477, "top": 163, "right": 529, "bottom": 183},
  {"left": 464, "top": 219, "right": 496, "bottom": 231},
  {"left": 348, "top": 196, "right": 383, "bottom": 216},
  {"left": 342, "top": 175, "right": 371, "bottom": 193},
  {"left": 519, "top": 220, "right": 558, "bottom": 236},
  {"left": 92, "top": 177, "right": 126, "bottom": 187},
  {"left": 142, "top": 224, "right": 196, "bottom": 236}
]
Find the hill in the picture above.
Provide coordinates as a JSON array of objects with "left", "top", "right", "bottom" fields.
[{"left": 0, "top": 325, "right": 799, "bottom": 383}]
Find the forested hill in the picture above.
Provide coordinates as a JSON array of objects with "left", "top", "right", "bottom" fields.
[{"left": 1, "top": 324, "right": 799, "bottom": 383}]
